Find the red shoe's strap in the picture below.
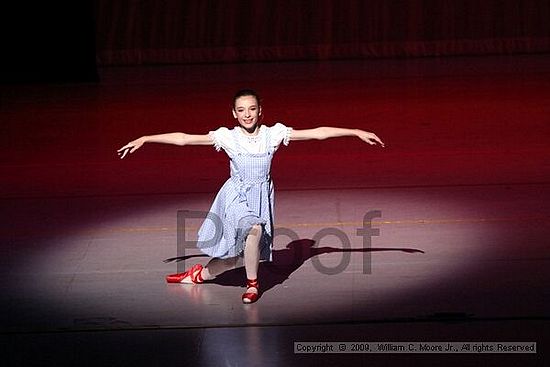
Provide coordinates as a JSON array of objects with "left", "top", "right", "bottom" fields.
[
  {"left": 191, "top": 264, "right": 204, "bottom": 283},
  {"left": 246, "top": 278, "right": 258, "bottom": 289}
]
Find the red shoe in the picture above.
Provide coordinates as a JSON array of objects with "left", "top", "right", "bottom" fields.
[
  {"left": 166, "top": 264, "right": 204, "bottom": 284},
  {"left": 242, "top": 278, "right": 259, "bottom": 304}
]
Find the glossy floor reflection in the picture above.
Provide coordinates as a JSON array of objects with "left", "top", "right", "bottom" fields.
[{"left": 2, "top": 184, "right": 549, "bottom": 366}]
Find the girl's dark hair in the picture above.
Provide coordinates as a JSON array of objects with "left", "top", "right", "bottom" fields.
[{"left": 233, "top": 89, "right": 261, "bottom": 108}]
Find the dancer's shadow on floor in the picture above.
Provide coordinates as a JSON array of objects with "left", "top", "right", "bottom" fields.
[{"left": 210, "top": 239, "right": 424, "bottom": 294}]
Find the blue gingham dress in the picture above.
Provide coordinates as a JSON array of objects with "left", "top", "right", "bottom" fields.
[{"left": 197, "top": 123, "right": 291, "bottom": 261}]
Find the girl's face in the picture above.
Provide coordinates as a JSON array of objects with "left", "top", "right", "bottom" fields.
[{"left": 233, "top": 95, "right": 262, "bottom": 134}]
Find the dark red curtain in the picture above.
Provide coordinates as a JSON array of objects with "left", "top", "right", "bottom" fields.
[
  {"left": 1, "top": 1, "right": 98, "bottom": 83},
  {"left": 95, "top": 0, "right": 550, "bottom": 65}
]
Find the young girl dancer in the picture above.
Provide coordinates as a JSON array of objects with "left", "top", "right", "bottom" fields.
[{"left": 118, "top": 89, "right": 384, "bottom": 303}]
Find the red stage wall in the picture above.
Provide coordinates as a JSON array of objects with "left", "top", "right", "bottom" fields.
[{"left": 95, "top": 0, "right": 550, "bottom": 65}]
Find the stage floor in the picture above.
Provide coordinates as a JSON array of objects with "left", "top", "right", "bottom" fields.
[{"left": 2, "top": 55, "right": 550, "bottom": 366}]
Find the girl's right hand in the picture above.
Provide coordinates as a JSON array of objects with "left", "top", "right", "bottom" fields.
[{"left": 117, "top": 137, "right": 146, "bottom": 159}]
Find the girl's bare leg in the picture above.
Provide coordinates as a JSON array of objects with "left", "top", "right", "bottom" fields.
[
  {"left": 202, "top": 257, "right": 239, "bottom": 280},
  {"left": 244, "top": 224, "right": 262, "bottom": 285},
  {"left": 200, "top": 224, "right": 262, "bottom": 281}
]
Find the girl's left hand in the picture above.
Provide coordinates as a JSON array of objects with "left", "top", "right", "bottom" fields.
[{"left": 357, "top": 131, "right": 385, "bottom": 147}]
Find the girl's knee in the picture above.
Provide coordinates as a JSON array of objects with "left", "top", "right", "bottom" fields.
[{"left": 250, "top": 224, "right": 262, "bottom": 236}]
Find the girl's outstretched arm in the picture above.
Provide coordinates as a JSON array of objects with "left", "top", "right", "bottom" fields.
[
  {"left": 290, "top": 127, "right": 384, "bottom": 147},
  {"left": 117, "top": 133, "right": 212, "bottom": 159}
]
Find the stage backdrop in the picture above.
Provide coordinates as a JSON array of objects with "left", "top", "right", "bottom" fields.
[
  {"left": 95, "top": 0, "right": 550, "bottom": 65},
  {"left": 1, "top": 1, "right": 98, "bottom": 83}
]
